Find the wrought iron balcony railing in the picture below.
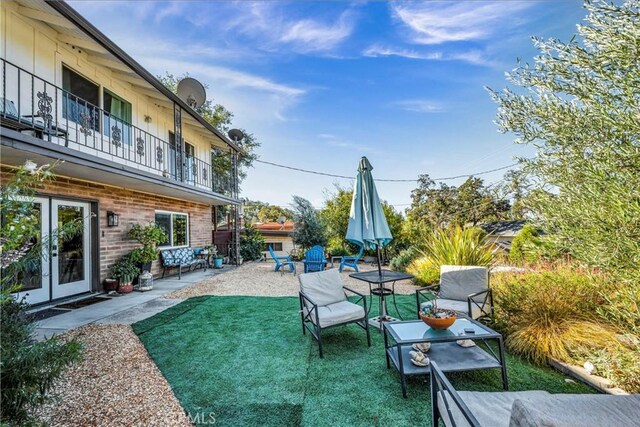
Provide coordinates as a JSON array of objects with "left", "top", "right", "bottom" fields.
[{"left": 1, "top": 58, "right": 234, "bottom": 197}]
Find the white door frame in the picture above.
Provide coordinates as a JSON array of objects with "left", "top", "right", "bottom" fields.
[
  {"left": 51, "top": 199, "right": 91, "bottom": 299},
  {"left": 14, "top": 197, "right": 51, "bottom": 305}
]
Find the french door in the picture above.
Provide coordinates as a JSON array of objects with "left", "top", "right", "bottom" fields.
[
  {"left": 51, "top": 200, "right": 91, "bottom": 300},
  {"left": 13, "top": 198, "right": 91, "bottom": 305}
]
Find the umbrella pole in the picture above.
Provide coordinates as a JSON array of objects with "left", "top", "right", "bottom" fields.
[{"left": 376, "top": 245, "right": 383, "bottom": 277}]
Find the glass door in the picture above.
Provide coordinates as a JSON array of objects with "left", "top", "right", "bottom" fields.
[
  {"left": 11, "top": 197, "right": 50, "bottom": 305},
  {"left": 184, "top": 142, "right": 195, "bottom": 184},
  {"left": 51, "top": 200, "right": 91, "bottom": 299}
]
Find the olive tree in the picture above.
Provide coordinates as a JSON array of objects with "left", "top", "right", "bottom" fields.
[{"left": 488, "top": 0, "right": 640, "bottom": 282}]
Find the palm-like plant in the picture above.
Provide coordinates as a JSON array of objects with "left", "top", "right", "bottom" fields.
[
  {"left": 408, "top": 226, "right": 494, "bottom": 284},
  {"left": 422, "top": 226, "right": 494, "bottom": 266}
]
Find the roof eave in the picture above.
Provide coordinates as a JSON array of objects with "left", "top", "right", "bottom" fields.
[{"left": 45, "top": 0, "right": 241, "bottom": 153}]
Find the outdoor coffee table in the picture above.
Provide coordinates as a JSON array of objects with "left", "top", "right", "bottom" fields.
[
  {"left": 383, "top": 317, "right": 508, "bottom": 397},
  {"left": 349, "top": 270, "right": 414, "bottom": 330}
]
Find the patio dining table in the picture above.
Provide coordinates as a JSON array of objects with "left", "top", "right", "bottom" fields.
[{"left": 349, "top": 269, "right": 414, "bottom": 329}]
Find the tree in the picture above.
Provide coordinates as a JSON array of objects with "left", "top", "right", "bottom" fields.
[
  {"left": 291, "top": 196, "right": 327, "bottom": 251},
  {"left": 1, "top": 163, "right": 82, "bottom": 425},
  {"left": 157, "top": 72, "right": 260, "bottom": 188},
  {"left": 488, "top": 0, "right": 640, "bottom": 282},
  {"left": 405, "top": 175, "right": 510, "bottom": 233},
  {"left": 256, "top": 205, "right": 295, "bottom": 223}
]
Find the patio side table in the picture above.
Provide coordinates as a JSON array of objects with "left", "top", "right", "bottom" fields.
[
  {"left": 383, "top": 317, "right": 508, "bottom": 398},
  {"left": 349, "top": 270, "right": 414, "bottom": 330}
]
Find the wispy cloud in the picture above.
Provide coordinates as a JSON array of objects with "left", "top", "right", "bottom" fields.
[
  {"left": 363, "top": 45, "right": 490, "bottom": 66},
  {"left": 223, "top": 3, "right": 356, "bottom": 54},
  {"left": 394, "top": 100, "right": 446, "bottom": 114},
  {"left": 317, "top": 133, "right": 379, "bottom": 153},
  {"left": 391, "top": 1, "right": 532, "bottom": 45}
]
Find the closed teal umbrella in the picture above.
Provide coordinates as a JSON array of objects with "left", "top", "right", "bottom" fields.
[{"left": 346, "top": 157, "right": 393, "bottom": 276}]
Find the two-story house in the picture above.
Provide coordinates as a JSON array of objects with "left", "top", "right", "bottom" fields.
[{"left": 1, "top": 0, "right": 242, "bottom": 305}]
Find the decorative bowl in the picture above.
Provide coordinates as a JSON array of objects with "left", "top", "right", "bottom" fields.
[{"left": 420, "top": 312, "right": 457, "bottom": 330}]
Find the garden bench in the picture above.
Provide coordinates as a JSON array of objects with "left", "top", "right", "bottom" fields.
[{"left": 160, "top": 247, "right": 206, "bottom": 279}]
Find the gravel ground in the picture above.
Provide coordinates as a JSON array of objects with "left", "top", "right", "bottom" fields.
[
  {"left": 166, "top": 261, "right": 418, "bottom": 299},
  {"left": 36, "top": 324, "right": 190, "bottom": 427}
]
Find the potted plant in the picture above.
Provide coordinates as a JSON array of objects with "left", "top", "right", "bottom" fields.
[
  {"left": 128, "top": 223, "right": 167, "bottom": 273},
  {"left": 111, "top": 254, "right": 139, "bottom": 294},
  {"left": 213, "top": 255, "right": 224, "bottom": 269},
  {"left": 419, "top": 300, "right": 457, "bottom": 330},
  {"left": 103, "top": 278, "right": 118, "bottom": 292}
]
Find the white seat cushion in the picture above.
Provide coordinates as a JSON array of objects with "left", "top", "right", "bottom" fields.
[
  {"left": 420, "top": 298, "right": 487, "bottom": 319},
  {"left": 299, "top": 269, "right": 346, "bottom": 307},
  {"left": 308, "top": 301, "right": 365, "bottom": 328}
]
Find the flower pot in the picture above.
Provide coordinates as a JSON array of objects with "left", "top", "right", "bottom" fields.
[
  {"left": 118, "top": 280, "right": 134, "bottom": 294},
  {"left": 104, "top": 278, "right": 118, "bottom": 292},
  {"left": 214, "top": 258, "right": 223, "bottom": 268}
]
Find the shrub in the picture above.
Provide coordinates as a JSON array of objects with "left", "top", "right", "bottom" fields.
[
  {"left": 509, "top": 224, "right": 540, "bottom": 264},
  {"left": 389, "top": 247, "right": 420, "bottom": 272},
  {"left": 407, "top": 226, "right": 494, "bottom": 285},
  {"left": 240, "top": 225, "right": 265, "bottom": 261},
  {"left": 492, "top": 263, "right": 640, "bottom": 392},
  {"left": 291, "top": 196, "right": 327, "bottom": 251}
]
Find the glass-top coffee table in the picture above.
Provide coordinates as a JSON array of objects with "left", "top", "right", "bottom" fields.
[{"left": 383, "top": 317, "right": 508, "bottom": 397}]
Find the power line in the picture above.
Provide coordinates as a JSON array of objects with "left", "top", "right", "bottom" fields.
[{"left": 253, "top": 159, "right": 518, "bottom": 182}]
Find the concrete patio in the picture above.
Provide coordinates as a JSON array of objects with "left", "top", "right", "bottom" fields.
[{"left": 33, "top": 267, "right": 232, "bottom": 340}]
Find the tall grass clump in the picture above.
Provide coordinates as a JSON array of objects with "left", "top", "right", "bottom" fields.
[
  {"left": 492, "top": 263, "right": 640, "bottom": 392},
  {"left": 407, "top": 226, "right": 494, "bottom": 285}
]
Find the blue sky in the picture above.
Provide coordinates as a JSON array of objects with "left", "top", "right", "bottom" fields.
[{"left": 70, "top": 0, "right": 587, "bottom": 211}]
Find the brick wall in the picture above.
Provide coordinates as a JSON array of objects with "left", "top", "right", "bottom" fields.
[{"left": 1, "top": 169, "right": 213, "bottom": 283}]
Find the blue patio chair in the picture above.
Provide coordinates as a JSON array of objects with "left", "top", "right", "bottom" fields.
[
  {"left": 303, "top": 245, "right": 327, "bottom": 273},
  {"left": 268, "top": 246, "right": 295, "bottom": 274},
  {"left": 339, "top": 245, "right": 364, "bottom": 272}
]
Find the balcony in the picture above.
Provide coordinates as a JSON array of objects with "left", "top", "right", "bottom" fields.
[{"left": 1, "top": 58, "right": 234, "bottom": 200}]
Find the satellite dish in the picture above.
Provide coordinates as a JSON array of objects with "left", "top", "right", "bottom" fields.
[
  {"left": 277, "top": 216, "right": 287, "bottom": 224},
  {"left": 177, "top": 77, "right": 206, "bottom": 109},
  {"left": 228, "top": 128, "right": 244, "bottom": 142}
]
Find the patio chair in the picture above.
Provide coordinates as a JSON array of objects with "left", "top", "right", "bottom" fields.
[
  {"left": 415, "top": 265, "right": 493, "bottom": 322},
  {"left": 430, "top": 361, "right": 640, "bottom": 427},
  {"left": 339, "top": 245, "right": 364, "bottom": 272},
  {"left": 302, "top": 245, "right": 327, "bottom": 273},
  {"left": 298, "top": 269, "right": 371, "bottom": 358},
  {"left": 268, "top": 245, "right": 295, "bottom": 274}
]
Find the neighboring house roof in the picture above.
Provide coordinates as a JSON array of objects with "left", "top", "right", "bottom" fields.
[
  {"left": 253, "top": 221, "right": 294, "bottom": 236},
  {"left": 45, "top": 1, "right": 240, "bottom": 153},
  {"left": 480, "top": 220, "right": 527, "bottom": 237}
]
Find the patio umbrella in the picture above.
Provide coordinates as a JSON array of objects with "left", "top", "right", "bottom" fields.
[{"left": 346, "top": 157, "right": 393, "bottom": 276}]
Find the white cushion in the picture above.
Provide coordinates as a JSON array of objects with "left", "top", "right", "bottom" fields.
[
  {"left": 439, "top": 265, "right": 489, "bottom": 301},
  {"left": 299, "top": 269, "right": 346, "bottom": 307},
  {"left": 307, "top": 301, "right": 365, "bottom": 327}
]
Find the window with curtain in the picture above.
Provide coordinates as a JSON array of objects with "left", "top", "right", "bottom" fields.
[
  {"left": 103, "top": 89, "right": 132, "bottom": 145},
  {"left": 155, "top": 211, "right": 189, "bottom": 247}
]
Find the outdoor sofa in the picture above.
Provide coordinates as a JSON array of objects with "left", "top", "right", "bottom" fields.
[
  {"left": 430, "top": 361, "right": 640, "bottom": 427},
  {"left": 160, "top": 247, "right": 206, "bottom": 279}
]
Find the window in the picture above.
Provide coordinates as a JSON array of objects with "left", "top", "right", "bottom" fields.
[
  {"left": 155, "top": 211, "right": 189, "bottom": 247},
  {"left": 264, "top": 242, "right": 283, "bottom": 251},
  {"left": 103, "top": 89, "right": 132, "bottom": 145},
  {"left": 62, "top": 66, "right": 99, "bottom": 129}
]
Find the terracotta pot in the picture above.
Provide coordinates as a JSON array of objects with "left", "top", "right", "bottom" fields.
[
  {"left": 420, "top": 312, "right": 457, "bottom": 330},
  {"left": 118, "top": 281, "right": 134, "bottom": 294}
]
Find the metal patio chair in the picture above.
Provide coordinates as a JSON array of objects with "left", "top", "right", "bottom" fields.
[
  {"left": 415, "top": 265, "right": 493, "bottom": 322},
  {"left": 298, "top": 268, "right": 370, "bottom": 358}
]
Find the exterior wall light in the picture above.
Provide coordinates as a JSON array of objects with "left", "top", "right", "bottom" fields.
[{"left": 107, "top": 211, "right": 119, "bottom": 227}]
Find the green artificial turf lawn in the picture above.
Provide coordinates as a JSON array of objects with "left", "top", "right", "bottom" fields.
[{"left": 133, "top": 295, "right": 594, "bottom": 427}]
